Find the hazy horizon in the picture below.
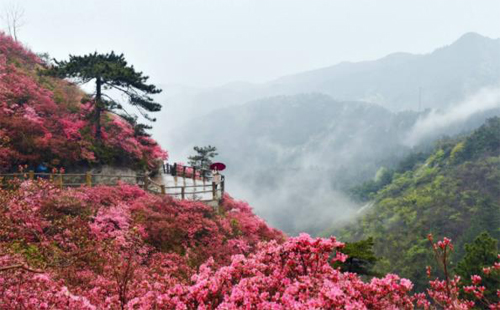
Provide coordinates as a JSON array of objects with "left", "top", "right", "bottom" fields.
[{"left": 2, "top": 0, "right": 500, "bottom": 88}]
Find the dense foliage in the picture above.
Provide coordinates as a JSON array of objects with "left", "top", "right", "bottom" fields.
[
  {"left": 334, "top": 237, "right": 378, "bottom": 276},
  {"left": 455, "top": 232, "right": 500, "bottom": 303},
  {"left": 44, "top": 51, "right": 162, "bottom": 140},
  {"left": 340, "top": 117, "right": 500, "bottom": 291},
  {"left": 0, "top": 180, "right": 498, "bottom": 309},
  {"left": 0, "top": 32, "right": 166, "bottom": 171},
  {"left": 0, "top": 180, "right": 284, "bottom": 309},
  {"left": 188, "top": 145, "right": 218, "bottom": 170}
]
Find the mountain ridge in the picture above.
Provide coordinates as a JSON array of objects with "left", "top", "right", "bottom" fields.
[
  {"left": 155, "top": 32, "right": 500, "bottom": 147},
  {"left": 339, "top": 116, "right": 500, "bottom": 290}
]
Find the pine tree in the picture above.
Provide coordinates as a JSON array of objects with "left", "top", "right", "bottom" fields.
[
  {"left": 334, "top": 237, "right": 378, "bottom": 276},
  {"left": 455, "top": 232, "right": 499, "bottom": 303},
  {"left": 188, "top": 145, "right": 218, "bottom": 170},
  {"left": 43, "top": 52, "right": 162, "bottom": 139}
]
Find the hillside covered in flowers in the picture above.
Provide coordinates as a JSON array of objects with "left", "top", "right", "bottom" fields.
[
  {"left": 0, "top": 32, "right": 166, "bottom": 172},
  {"left": 1, "top": 180, "right": 499, "bottom": 309},
  {"left": 1, "top": 32, "right": 499, "bottom": 309}
]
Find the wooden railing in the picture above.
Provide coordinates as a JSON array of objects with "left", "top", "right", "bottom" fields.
[
  {"left": 0, "top": 169, "right": 225, "bottom": 203},
  {"left": 163, "top": 163, "right": 211, "bottom": 181},
  {"left": 161, "top": 163, "right": 225, "bottom": 201}
]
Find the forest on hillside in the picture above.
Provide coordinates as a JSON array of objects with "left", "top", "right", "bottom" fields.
[{"left": 339, "top": 117, "right": 500, "bottom": 292}]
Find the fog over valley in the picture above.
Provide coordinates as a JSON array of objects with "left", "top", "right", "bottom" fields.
[{"left": 154, "top": 33, "right": 500, "bottom": 234}]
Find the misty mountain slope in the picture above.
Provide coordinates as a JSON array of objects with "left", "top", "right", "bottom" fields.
[
  {"left": 338, "top": 117, "right": 500, "bottom": 290},
  {"left": 160, "top": 33, "right": 500, "bottom": 236},
  {"left": 154, "top": 33, "right": 500, "bottom": 145},
  {"left": 156, "top": 32, "right": 500, "bottom": 124},
  {"left": 267, "top": 33, "right": 500, "bottom": 111},
  {"left": 171, "top": 88, "right": 500, "bottom": 236},
  {"left": 173, "top": 94, "right": 421, "bottom": 234},
  {"left": 174, "top": 94, "right": 415, "bottom": 175}
]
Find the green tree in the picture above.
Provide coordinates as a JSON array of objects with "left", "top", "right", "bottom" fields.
[
  {"left": 44, "top": 52, "right": 162, "bottom": 139},
  {"left": 349, "top": 168, "right": 393, "bottom": 202},
  {"left": 455, "top": 232, "right": 499, "bottom": 304},
  {"left": 188, "top": 145, "right": 218, "bottom": 170},
  {"left": 334, "top": 237, "right": 378, "bottom": 276},
  {"left": 462, "top": 117, "right": 500, "bottom": 161}
]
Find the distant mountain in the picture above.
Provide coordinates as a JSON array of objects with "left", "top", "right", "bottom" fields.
[
  {"left": 172, "top": 94, "right": 422, "bottom": 234},
  {"left": 155, "top": 32, "right": 500, "bottom": 122},
  {"left": 156, "top": 33, "right": 500, "bottom": 235},
  {"left": 155, "top": 32, "right": 500, "bottom": 157},
  {"left": 176, "top": 94, "right": 416, "bottom": 172},
  {"left": 265, "top": 33, "right": 500, "bottom": 111}
]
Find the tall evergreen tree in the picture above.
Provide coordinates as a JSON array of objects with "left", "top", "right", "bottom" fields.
[{"left": 44, "top": 52, "right": 162, "bottom": 138}]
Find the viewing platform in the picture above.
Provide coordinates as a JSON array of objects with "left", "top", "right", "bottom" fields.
[{"left": 0, "top": 163, "right": 225, "bottom": 205}]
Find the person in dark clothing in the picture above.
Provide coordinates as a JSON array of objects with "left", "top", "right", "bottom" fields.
[{"left": 35, "top": 162, "right": 49, "bottom": 178}]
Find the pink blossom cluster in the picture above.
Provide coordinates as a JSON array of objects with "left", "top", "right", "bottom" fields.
[
  {"left": 174, "top": 164, "right": 203, "bottom": 179},
  {"left": 0, "top": 181, "right": 283, "bottom": 308},
  {"left": 0, "top": 32, "right": 167, "bottom": 171},
  {"left": 2, "top": 181, "right": 498, "bottom": 309},
  {"left": 136, "top": 234, "right": 417, "bottom": 310},
  {"left": 0, "top": 271, "right": 96, "bottom": 310},
  {"left": 102, "top": 116, "right": 168, "bottom": 169},
  {"left": 483, "top": 255, "right": 500, "bottom": 276},
  {"left": 425, "top": 234, "right": 500, "bottom": 310}
]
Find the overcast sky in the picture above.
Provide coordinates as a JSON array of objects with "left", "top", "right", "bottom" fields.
[{"left": 2, "top": 0, "right": 500, "bottom": 88}]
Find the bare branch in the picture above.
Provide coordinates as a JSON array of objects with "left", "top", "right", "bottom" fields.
[
  {"left": 0, "top": 264, "right": 44, "bottom": 273},
  {"left": 1, "top": 2, "right": 25, "bottom": 41}
]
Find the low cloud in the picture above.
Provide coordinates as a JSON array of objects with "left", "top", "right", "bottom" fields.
[{"left": 405, "top": 86, "right": 500, "bottom": 146}]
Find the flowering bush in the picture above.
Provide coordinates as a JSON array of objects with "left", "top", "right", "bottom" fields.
[
  {"left": 423, "top": 234, "right": 500, "bottom": 309},
  {"left": 0, "top": 181, "right": 283, "bottom": 309},
  {"left": 0, "top": 32, "right": 166, "bottom": 171},
  {"left": 1, "top": 181, "right": 498, "bottom": 309}
]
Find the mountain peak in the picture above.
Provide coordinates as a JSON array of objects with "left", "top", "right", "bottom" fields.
[{"left": 451, "top": 32, "right": 493, "bottom": 46}]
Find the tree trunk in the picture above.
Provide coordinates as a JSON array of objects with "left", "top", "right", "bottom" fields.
[{"left": 95, "top": 77, "right": 102, "bottom": 139}]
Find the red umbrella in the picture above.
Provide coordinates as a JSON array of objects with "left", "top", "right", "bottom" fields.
[{"left": 210, "top": 162, "right": 226, "bottom": 171}]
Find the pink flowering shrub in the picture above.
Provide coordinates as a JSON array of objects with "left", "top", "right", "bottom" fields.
[
  {"left": 422, "top": 234, "right": 500, "bottom": 310},
  {"left": 136, "top": 234, "right": 416, "bottom": 310},
  {"left": 0, "top": 181, "right": 498, "bottom": 309},
  {"left": 0, "top": 270, "right": 96, "bottom": 310},
  {"left": 100, "top": 116, "right": 168, "bottom": 169},
  {"left": 0, "top": 32, "right": 167, "bottom": 171},
  {"left": 0, "top": 181, "right": 282, "bottom": 309},
  {"left": 129, "top": 193, "right": 284, "bottom": 268}
]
